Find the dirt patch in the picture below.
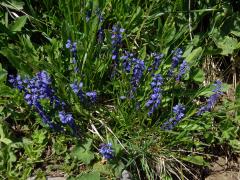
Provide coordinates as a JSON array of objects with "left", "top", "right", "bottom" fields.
[{"left": 205, "top": 157, "right": 240, "bottom": 180}]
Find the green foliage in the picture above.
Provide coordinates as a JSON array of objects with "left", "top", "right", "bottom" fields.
[{"left": 0, "top": 0, "right": 239, "bottom": 179}]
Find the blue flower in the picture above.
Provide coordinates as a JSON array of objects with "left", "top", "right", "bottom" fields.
[
  {"left": 168, "top": 48, "right": 183, "bottom": 76},
  {"left": 111, "top": 25, "right": 124, "bottom": 62},
  {"left": 99, "top": 143, "right": 113, "bottom": 160},
  {"left": 162, "top": 104, "right": 185, "bottom": 130},
  {"left": 173, "top": 104, "right": 185, "bottom": 121},
  {"left": 59, "top": 111, "right": 74, "bottom": 124},
  {"left": 176, "top": 60, "right": 190, "bottom": 81},
  {"left": 9, "top": 71, "right": 64, "bottom": 125},
  {"left": 121, "top": 51, "right": 133, "bottom": 73},
  {"left": 66, "top": 39, "right": 71, "bottom": 49},
  {"left": 148, "top": 52, "right": 164, "bottom": 72},
  {"left": 86, "top": 91, "right": 97, "bottom": 103},
  {"left": 197, "top": 80, "right": 223, "bottom": 115},
  {"left": 146, "top": 74, "right": 164, "bottom": 116},
  {"left": 66, "top": 40, "right": 78, "bottom": 72},
  {"left": 131, "top": 58, "right": 145, "bottom": 94}
]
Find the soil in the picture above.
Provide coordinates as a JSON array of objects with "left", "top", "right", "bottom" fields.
[{"left": 204, "top": 157, "right": 240, "bottom": 180}]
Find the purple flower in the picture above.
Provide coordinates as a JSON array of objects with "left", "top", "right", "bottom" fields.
[
  {"left": 99, "top": 143, "right": 113, "bottom": 160},
  {"left": 111, "top": 25, "right": 124, "bottom": 62},
  {"left": 197, "top": 80, "right": 223, "bottom": 115},
  {"left": 9, "top": 71, "right": 64, "bottom": 125},
  {"left": 131, "top": 58, "right": 145, "bottom": 94},
  {"left": 168, "top": 48, "right": 183, "bottom": 76},
  {"left": 59, "top": 111, "right": 74, "bottom": 124},
  {"left": 173, "top": 104, "right": 185, "bottom": 121},
  {"left": 176, "top": 60, "right": 190, "bottom": 81},
  {"left": 146, "top": 74, "right": 164, "bottom": 116},
  {"left": 86, "top": 91, "right": 97, "bottom": 103},
  {"left": 148, "top": 52, "right": 164, "bottom": 72},
  {"left": 66, "top": 40, "right": 78, "bottom": 72},
  {"left": 121, "top": 51, "right": 133, "bottom": 73},
  {"left": 66, "top": 39, "right": 71, "bottom": 49},
  {"left": 162, "top": 104, "right": 185, "bottom": 130}
]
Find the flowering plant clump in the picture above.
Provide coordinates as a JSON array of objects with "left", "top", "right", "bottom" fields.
[
  {"left": 2, "top": 2, "right": 233, "bottom": 179},
  {"left": 9, "top": 71, "right": 74, "bottom": 128}
]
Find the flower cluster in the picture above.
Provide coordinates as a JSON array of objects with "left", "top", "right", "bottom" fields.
[
  {"left": 59, "top": 111, "right": 74, "bottom": 124},
  {"left": 9, "top": 71, "right": 69, "bottom": 126},
  {"left": 99, "top": 143, "right": 114, "bottom": 160},
  {"left": 162, "top": 104, "right": 185, "bottom": 130},
  {"left": 131, "top": 58, "right": 145, "bottom": 93},
  {"left": 176, "top": 60, "right": 190, "bottom": 81},
  {"left": 66, "top": 39, "right": 78, "bottom": 72},
  {"left": 70, "top": 81, "right": 97, "bottom": 103},
  {"left": 148, "top": 52, "right": 164, "bottom": 72},
  {"left": 111, "top": 25, "right": 124, "bottom": 62},
  {"left": 10, "top": 71, "right": 59, "bottom": 107},
  {"left": 168, "top": 48, "right": 183, "bottom": 76},
  {"left": 86, "top": 91, "right": 97, "bottom": 103},
  {"left": 197, "top": 80, "right": 223, "bottom": 115},
  {"left": 146, "top": 74, "right": 164, "bottom": 116},
  {"left": 9, "top": 75, "right": 25, "bottom": 91},
  {"left": 121, "top": 51, "right": 133, "bottom": 73}
]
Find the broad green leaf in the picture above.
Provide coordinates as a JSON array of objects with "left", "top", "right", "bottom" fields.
[
  {"left": 186, "top": 47, "right": 203, "bottom": 65},
  {"left": 182, "top": 155, "right": 208, "bottom": 166},
  {"left": 10, "top": 16, "right": 27, "bottom": 32},
  {"left": 71, "top": 139, "right": 94, "bottom": 164},
  {"left": 192, "top": 69, "right": 204, "bottom": 83},
  {"left": 182, "top": 45, "right": 193, "bottom": 58},
  {"left": 215, "top": 36, "right": 238, "bottom": 55},
  {"left": 0, "top": 138, "right": 12, "bottom": 145},
  {"left": 162, "top": 17, "right": 176, "bottom": 46},
  {"left": 77, "top": 171, "right": 100, "bottom": 180},
  {"left": 93, "top": 161, "right": 112, "bottom": 175}
]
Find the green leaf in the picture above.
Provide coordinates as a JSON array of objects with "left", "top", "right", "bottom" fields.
[
  {"left": 77, "top": 171, "right": 100, "bottom": 180},
  {"left": 229, "top": 140, "right": 240, "bottom": 150},
  {"left": 0, "top": 22, "right": 14, "bottom": 38},
  {"left": 182, "top": 155, "right": 208, "bottom": 166},
  {"left": 0, "top": 138, "right": 12, "bottom": 145},
  {"left": 0, "top": 64, "right": 7, "bottom": 82},
  {"left": 162, "top": 17, "right": 176, "bottom": 46},
  {"left": 1, "top": 1, "right": 25, "bottom": 10},
  {"left": 192, "top": 69, "right": 204, "bottom": 83},
  {"left": 10, "top": 16, "right": 27, "bottom": 32},
  {"left": 32, "top": 129, "right": 46, "bottom": 144},
  {"left": 215, "top": 36, "right": 238, "bottom": 55},
  {"left": 93, "top": 161, "right": 112, "bottom": 175},
  {"left": 71, "top": 139, "right": 95, "bottom": 164},
  {"left": 186, "top": 47, "right": 203, "bottom": 65}
]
